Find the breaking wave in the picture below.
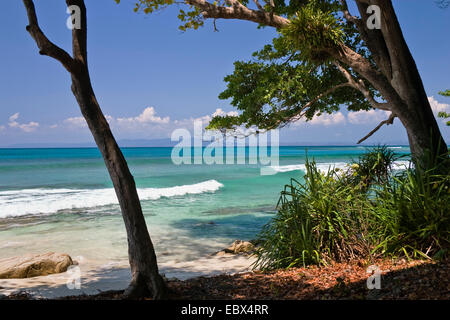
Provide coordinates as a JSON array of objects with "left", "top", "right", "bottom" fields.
[{"left": 0, "top": 180, "right": 224, "bottom": 218}]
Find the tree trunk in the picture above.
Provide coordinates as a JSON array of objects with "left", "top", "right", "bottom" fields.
[
  {"left": 22, "top": 0, "right": 167, "bottom": 299},
  {"left": 70, "top": 69, "right": 167, "bottom": 299},
  {"left": 376, "top": 0, "right": 448, "bottom": 169},
  {"left": 351, "top": 0, "right": 448, "bottom": 169},
  {"left": 395, "top": 95, "right": 448, "bottom": 171}
]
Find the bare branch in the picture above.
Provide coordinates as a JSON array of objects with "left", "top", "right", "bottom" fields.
[
  {"left": 253, "top": 0, "right": 264, "bottom": 12},
  {"left": 286, "top": 83, "right": 352, "bottom": 124},
  {"left": 22, "top": 0, "right": 76, "bottom": 73},
  {"left": 357, "top": 112, "right": 396, "bottom": 144},
  {"left": 334, "top": 62, "right": 390, "bottom": 111},
  {"left": 339, "top": 0, "right": 359, "bottom": 24},
  {"left": 185, "top": 0, "right": 289, "bottom": 28}
]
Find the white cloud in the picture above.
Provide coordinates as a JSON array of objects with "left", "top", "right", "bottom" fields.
[
  {"left": 0, "top": 125, "right": 5, "bottom": 131},
  {"left": 63, "top": 116, "right": 88, "bottom": 128},
  {"left": 8, "top": 113, "right": 39, "bottom": 132},
  {"left": 174, "top": 108, "right": 238, "bottom": 128},
  {"left": 62, "top": 114, "right": 120, "bottom": 129},
  {"left": 117, "top": 107, "right": 170, "bottom": 126},
  {"left": 308, "top": 111, "right": 346, "bottom": 126},
  {"left": 9, "top": 113, "right": 19, "bottom": 122},
  {"left": 59, "top": 108, "right": 171, "bottom": 138},
  {"left": 428, "top": 96, "right": 450, "bottom": 114},
  {"left": 212, "top": 108, "right": 239, "bottom": 118},
  {"left": 348, "top": 109, "right": 391, "bottom": 124}
]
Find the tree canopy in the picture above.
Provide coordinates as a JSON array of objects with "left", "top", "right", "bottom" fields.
[
  {"left": 117, "top": 0, "right": 447, "bottom": 163},
  {"left": 119, "top": 1, "right": 385, "bottom": 136}
]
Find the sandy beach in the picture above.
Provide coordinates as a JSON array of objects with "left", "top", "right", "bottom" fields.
[{"left": 0, "top": 253, "right": 256, "bottom": 299}]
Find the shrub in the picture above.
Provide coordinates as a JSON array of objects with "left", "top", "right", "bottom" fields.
[
  {"left": 345, "top": 145, "right": 402, "bottom": 191},
  {"left": 254, "top": 148, "right": 449, "bottom": 270},
  {"left": 374, "top": 167, "right": 450, "bottom": 259},
  {"left": 254, "top": 159, "right": 377, "bottom": 270}
]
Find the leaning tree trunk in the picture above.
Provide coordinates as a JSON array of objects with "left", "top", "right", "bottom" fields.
[
  {"left": 352, "top": 0, "right": 448, "bottom": 169},
  {"left": 22, "top": 0, "right": 167, "bottom": 299},
  {"left": 379, "top": 0, "right": 448, "bottom": 168},
  {"left": 396, "top": 93, "right": 448, "bottom": 170},
  {"left": 71, "top": 72, "right": 167, "bottom": 299}
]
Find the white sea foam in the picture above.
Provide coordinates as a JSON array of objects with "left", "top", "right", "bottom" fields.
[
  {"left": 269, "top": 162, "right": 349, "bottom": 173},
  {"left": 391, "top": 160, "right": 411, "bottom": 170},
  {"left": 0, "top": 180, "right": 223, "bottom": 218},
  {"left": 267, "top": 160, "right": 411, "bottom": 174}
]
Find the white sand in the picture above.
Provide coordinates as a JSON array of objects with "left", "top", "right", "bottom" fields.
[{"left": 0, "top": 254, "right": 256, "bottom": 299}]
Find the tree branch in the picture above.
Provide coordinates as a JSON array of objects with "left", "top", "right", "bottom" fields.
[
  {"left": 185, "top": 0, "right": 289, "bottom": 28},
  {"left": 286, "top": 82, "right": 352, "bottom": 124},
  {"left": 334, "top": 61, "right": 390, "bottom": 111},
  {"left": 184, "top": 0, "right": 404, "bottom": 115},
  {"left": 22, "top": 0, "right": 76, "bottom": 73},
  {"left": 67, "top": 0, "right": 88, "bottom": 64},
  {"left": 253, "top": 0, "right": 264, "bottom": 12},
  {"left": 339, "top": 0, "right": 360, "bottom": 24},
  {"left": 333, "top": 44, "right": 408, "bottom": 115},
  {"left": 357, "top": 112, "right": 396, "bottom": 144}
]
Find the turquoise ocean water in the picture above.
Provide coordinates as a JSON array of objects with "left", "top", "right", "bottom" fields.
[{"left": 0, "top": 146, "right": 410, "bottom": 273}]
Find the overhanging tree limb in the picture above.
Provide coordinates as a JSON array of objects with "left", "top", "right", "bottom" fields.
[
  {"left": 252, "top": 0, "right": 264, "bottom": 12},
  {"left": 357, "top": 112, "right": 396, "bottom": 144},
  {"left": 334, "top": 61, "right": 390, "bottom": 111},
  {"left": 185, "top": 0, "right": 404, "bottom": 114},
  {"left": 284, "top": 82, "right": 353, "bottom": 125},
  {"left": 134, "top": 0, "right": 448, "bottom": 166},
  {"left": 185, "top": 0, "right": 289, "bottom": 28}
]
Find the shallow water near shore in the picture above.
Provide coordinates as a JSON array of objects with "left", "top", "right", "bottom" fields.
[{"left": 0, "top": 146, "right": 410, "bottom": 297}]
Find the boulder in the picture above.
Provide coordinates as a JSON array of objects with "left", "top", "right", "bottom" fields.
[
  {"left": 0, "top": 252, "right": 74, "bottom": 279},
  {"left": 216, "top": 240, "right": 255, "bottom": 255}
]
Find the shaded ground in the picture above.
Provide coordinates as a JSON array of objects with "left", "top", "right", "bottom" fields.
[{"left": 4, "top": 257, "right": 449, "bottom": 300}]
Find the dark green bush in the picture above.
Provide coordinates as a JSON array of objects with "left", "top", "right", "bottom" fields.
[
  {"left": 254, "top": 148, "right": 450, "bottom": 270},
  {"left": 254, "top": 159, "right": 378, "bottom": 270},
  {"left": 374, "top": 167, "right": 450, "bottom": 259}
]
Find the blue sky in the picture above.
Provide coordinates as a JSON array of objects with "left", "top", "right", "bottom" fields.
[{"left": 0, "top": 0, "right": 448, "bottom": 146}]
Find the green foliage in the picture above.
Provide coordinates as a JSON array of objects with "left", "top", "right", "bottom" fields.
[
  {"left": 438, "top": 112, "right": 450, "bottom": 126},
  {"left": 347, "top": 145, "right": 401, "bottom": 191},
  {"left": 254, "top": 158, "right": 380, "bottom": 270},
  {"left": 254, "top": 149, "right": 450, "bottom": 270},
  {"left": 206, "top": 2, "right": 378, "bottom": 132},
  {"left": 374, "top": 167, "right": 450, "bottom": 260},
  {"left": 117, "top": 0, "right": 205, "bottom": 31},
  {"left": 438, "top": 89, "right": 450, "bottom": 126},
  {"left": 280, "top": 1, "right": 344, "bottom": 62},
  {"left": 121, "top": 0, "right": 381, "bottom": 133}
]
